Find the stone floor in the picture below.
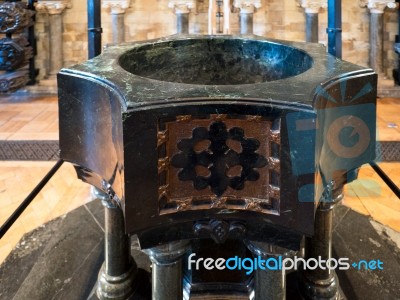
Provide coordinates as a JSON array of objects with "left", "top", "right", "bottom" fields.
[
  {"left": 0, "top": 161, "right": 92, "bottom": 264},
  {"left": 0, "top": 200, "right": 399, "bottom": 300}
]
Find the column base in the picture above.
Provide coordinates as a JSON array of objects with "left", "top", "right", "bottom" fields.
[
  {"left": 17, "top": 76, "right": 58, "bottom": 95},
  {"left": 246, "top": 241, "right": 297, "bottom": 300},
  {"left": 299, "top": 272, "right": 339, "bottom": 300},
  {"left": 144, "top": 240, "right": 191, "bottom": 300},
  {"left": 96, "top": 261, "right": 138, "bottom": 300},
  {"left": 88, "top": 268, "right": 151, "bottom": 300},
  {"left": 39, "top": 76, "right": 57, "bottom": 91}
]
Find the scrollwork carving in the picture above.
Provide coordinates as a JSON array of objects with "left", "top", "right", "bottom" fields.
[
  {"left": 193, "top": 219, "right": 246, "bottom": 244},
  {"left": 35, "top": 0, "right": 72, "bottom": 15},
  {"left": 296, "top": 0, "right": 327, "bottom": 14},
  {"left": 233, "top": 0, "right": 262, "bottom": 13},
  {"left": 359, "top": 0, "right": 396, "bottom": 13},
  {"left": 0, "top": 37, "right": 33, "bottom": 71},
  {"left": 0, "top": 70, "right": 29, "bottom": 93},
  {"left": 0, "top": 2, "right": 34, "bottom": 34}
]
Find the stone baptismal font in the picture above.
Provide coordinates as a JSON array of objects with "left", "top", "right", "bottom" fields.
[{"left": 58, "top": 35, "right": 377, "bottom": 299}]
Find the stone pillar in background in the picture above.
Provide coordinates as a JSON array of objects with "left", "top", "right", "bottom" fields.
[
  {"left": 360, "top": 0, "right": 396, "bottom": 75},
  {"left": 36, "top": 0, "right": 71, "bottom": 77},
  {"left": 297, "top": 0, "right": 327, "bottom": 43},
  {"left": 168, "top": 0, "right": 196, "bottom": 34},
  {"left": 233, "top": 0, "right": 261, "bottom": 35},
  {"left": 102, "top": 0, "right": 131, "bottom": 44}
]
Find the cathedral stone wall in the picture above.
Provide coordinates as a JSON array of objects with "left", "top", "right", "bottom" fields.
[{"left": 34, "top": 0, "right": 398, "bottom": 81}]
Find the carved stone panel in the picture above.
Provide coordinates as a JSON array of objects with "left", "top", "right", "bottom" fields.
[
  {"left": 193, "top": 219, "right": 246, "bottom": 244},
  {"left": 158, "top": 114, "right": 281, "bottom": 215}
]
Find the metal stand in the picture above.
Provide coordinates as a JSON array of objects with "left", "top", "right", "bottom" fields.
[
  {"left": 95, "top": 188, "right": 139, "bottom": 300},
  {"left": 246, "top": 241, "right": 296, "bottom": 300},
  {"left": 144, "top": 241, "right": 191, "bottom": 300},
  {"left": 300, "top": 192, "right": 342, "bottom": 300},
  {"left": 393, "top": 0, "right": 400, "bottom": 85},
  {"left": 327, "top": 0, "right": 342, "bottom": 58},
  {"left": 87, "top": 0, "right": 102, "bottom": 59}
]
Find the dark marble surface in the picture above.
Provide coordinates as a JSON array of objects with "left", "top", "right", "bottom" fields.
[
  {"left": 120, "top": 39, "right": 313, "bottom": 85},
  {"left": 62, "top": 35, "right": 367, "bottom": 108},
  {"left": 1, "top": 201, "right": 399, "bottom": 300},
  {"left": 58, "top": 35, "right": 377, "bottom": 243}
]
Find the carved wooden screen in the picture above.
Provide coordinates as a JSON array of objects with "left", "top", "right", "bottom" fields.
[{"left": 157, "top": 114, "right": 281, "bottom": 216}]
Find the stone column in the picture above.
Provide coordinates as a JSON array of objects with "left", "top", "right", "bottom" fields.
[
  {"left": 36, "top": 0, "right": 71, "bottom": 76},
  {"left": 92, "top": 188, "right": 140, "bottom": 300},
  {"left": 360, "top": 0, "right": 396, "bottom": 74},
  {"left": 246, "top": 241, "right": 297, "bottom": 300},
  {"left": 102, "top": 0, "right": 131, "bottom": 44},
  {"left": 143, "top": 240, "right": 191, "bottom": 300},
  {"left": 299, "top": 190, "right": 343, "bottom": 300},
  {"left": 297, "top": 0, "right": 327, "bottom": 43},
  {"left": 168, "top": 0, "right": 196, "bottom": 34},
  {"left": 233, "top": 0, "right": 261, "bottom": 34}
]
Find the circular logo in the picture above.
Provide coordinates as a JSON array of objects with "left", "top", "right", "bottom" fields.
[{"left": 327, "top": 115, "right": 370, "bottom": 159}]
